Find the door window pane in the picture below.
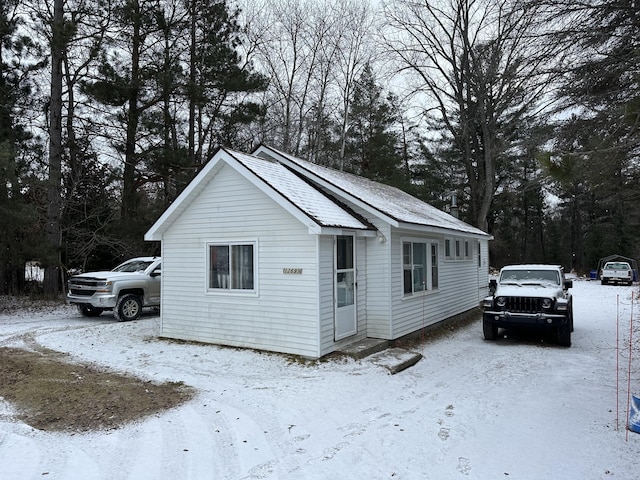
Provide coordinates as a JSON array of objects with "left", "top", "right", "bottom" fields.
[
  {"left": 337, "top": 236, "right": 353, "bottom": 270},
  {"left": 337, "top": 271, "right": 355, "bottom": 307}
]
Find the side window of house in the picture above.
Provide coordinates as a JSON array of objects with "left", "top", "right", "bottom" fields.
[
  {"left": 431, "top": 244, "right": 439, "bottom": 289},
  {"left": 477, "top": 241, "right": 482, "bottom": 267},
  {"left": 446, "top": 237, "right": 473, "bottom": 261},
  {"left": 209, "top": 243, "right": 255, "bottom": 291},
  {"left": 403, "top": 240, "right": 438, "bottom": 295}
]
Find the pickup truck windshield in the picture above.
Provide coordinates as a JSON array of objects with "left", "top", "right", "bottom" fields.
[
  {"left": 112, "top": 260, "right": 154, "bottom": 273},
  {"left": 500, "top": 269, "right": 560, "bottom": 285}
]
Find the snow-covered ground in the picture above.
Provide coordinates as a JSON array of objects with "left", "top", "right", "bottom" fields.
[{"left": 0, "top": 279, "right": 638, "bottom": 480}]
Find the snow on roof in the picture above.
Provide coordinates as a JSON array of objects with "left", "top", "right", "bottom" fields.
[
  {"left": 227, "top": 149, "right": 373, "bottom": 231},
  {"left": 256, "top": 146, "right": 489, "bottom": 237}
]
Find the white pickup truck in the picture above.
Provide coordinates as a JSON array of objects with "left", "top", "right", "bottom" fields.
[
  {"left": 67, "top": 257, "right": 161, "bottom": 321},
  {"left": 600, "top": 261, "right": 633, "bottom": 286}
]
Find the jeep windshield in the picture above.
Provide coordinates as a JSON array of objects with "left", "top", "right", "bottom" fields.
[
  {"left": 499, "top": 269, "right": 560, "bottom": 286},
  {"left": 112, "top": 260, "right": 154, "bottom": 273}
]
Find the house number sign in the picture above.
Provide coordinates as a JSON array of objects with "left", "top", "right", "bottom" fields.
[{"left": 283, "top": 268, "right": 303, "bottom": 274}]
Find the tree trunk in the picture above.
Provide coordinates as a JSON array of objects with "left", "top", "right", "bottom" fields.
[
  {"left": 44, "top": 0, "right": 64, "bottom": 296},
  {"left": 122, "top": 0, "right": 141, "bottom": 221}
]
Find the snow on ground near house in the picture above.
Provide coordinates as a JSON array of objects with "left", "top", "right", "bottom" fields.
[{"left": 0, "top": 279, "right": 638, "bottom": 480}]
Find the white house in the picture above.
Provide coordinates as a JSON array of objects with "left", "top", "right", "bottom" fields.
[{"left": 145, "top": 145, "right": 492, "bottom": 358}]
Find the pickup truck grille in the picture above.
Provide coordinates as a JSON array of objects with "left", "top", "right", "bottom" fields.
[
  {"left": 505, "top": 297, "right": 544, "bottom": 313},
  {"left": 69, "top": 288, "right": 96, "bottom": 296},
  {"left": 68, "top": 278, "right": 100, "bottom": 296}
]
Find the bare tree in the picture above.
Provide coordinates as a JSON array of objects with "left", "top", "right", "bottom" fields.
[
  {"left": 245, "top": 0, "right": 378, "bottom": 159},
  {"left": 333, "top": 0, "right": 379, "bottom": 167},
  {"left": 384, "top": 0, "right": 563, "bottom": 231}
]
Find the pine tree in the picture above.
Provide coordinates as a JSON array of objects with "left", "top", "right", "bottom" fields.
[
  {"left": 185, "top": 0, "right": 266, "bottom": 161},
  {"left": 546, "top": 0, "right": 640, "bottom": 269},
  {"left": 0, "top": 0, "right": 42, "bottom": 293},
  {"left": 344, "top": 64, "right": 407, "bottom": 188}
]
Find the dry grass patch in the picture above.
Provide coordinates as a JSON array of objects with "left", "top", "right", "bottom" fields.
[{"left": 0, "top": 347, "right": 194, "bottom": 433}]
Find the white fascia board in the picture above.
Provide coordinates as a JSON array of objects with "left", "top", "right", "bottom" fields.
[
  {"left": 317, "top": 227, "right": 377, "bottom": 237},
  {"left": 396, "top": 222, "right": 492, "bottom": 239}
]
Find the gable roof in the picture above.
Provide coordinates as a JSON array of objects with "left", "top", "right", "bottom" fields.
[
  {"left": 254, "top": 145, "right": 490, "bottom": 238},
  {"left": 145, "top": 147, "right": 374, "bottom": 241}
]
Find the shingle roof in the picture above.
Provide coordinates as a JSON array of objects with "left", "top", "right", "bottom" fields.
[
  {"left": 146, "top": 145, "right": 490, "bottom": 242},
  {"left": 256, "top": 146, "right": 489, "bottom": 237},
  {"left": 227, "top": 150, "right": 373, "bottom": 231}
]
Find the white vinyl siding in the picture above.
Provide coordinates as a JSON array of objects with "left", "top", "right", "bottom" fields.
[
  {"left": 159, "top": 165, "right": 321, "bottom": 358},
  {"left": 356, "top": 215, "right": 392, "bottom": 340},
  {"left": 389, "top": 230, "right": 489, "bottom": 340}
]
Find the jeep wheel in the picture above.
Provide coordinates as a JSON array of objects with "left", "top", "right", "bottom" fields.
[
  {"left": 78, "top": 305, "right": 103, "bottom": 317},
  {"left": 114, "top": 294, "right": 142, "bottom": 322},
  {"left": 483, "top": 318, "right": 498, "bottom": 340},
  {"left": 557, "top": 324, "right": 571, "bottom": 347}
]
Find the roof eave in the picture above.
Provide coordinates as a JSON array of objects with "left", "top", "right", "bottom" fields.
[{"left": 395, "top": 221, "right": 492, "bottom": 239}]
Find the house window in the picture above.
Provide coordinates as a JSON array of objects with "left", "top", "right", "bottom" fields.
[
  {"left": 446, "top": 236, "right": 473, "bottom": 261},
  {"left": 431, "top": 244, "right": 439, "bottom": 289},
  {"left": 477, "top": 241, "right": 482, "bottom": 267},
  {"left": 208, "top": 243, "right": 255, "bottom": 291},
  {"left": 403, "top": 240, "right": 438, "bottom": 295}
]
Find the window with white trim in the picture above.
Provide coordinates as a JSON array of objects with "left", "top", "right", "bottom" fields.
[
  {"left": 403, "top": 239, "right": 438, "bottom": 295},
  {"left": 431, "top": 244, "right": 439, "bottom": 289},
  {"left": 445, "top": 236, "right": 474, "bottom": 261},
  {"left": 208, "top": 242, "right": 255, "bottom": 291}
]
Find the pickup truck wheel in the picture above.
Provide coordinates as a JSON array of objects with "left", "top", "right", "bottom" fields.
[
  {"left": 483, "top": 318, "right": 498, "bottom": 340},
  {"left": 557, "top": 324, "right": 571, "bottom": 347},
  {"left": 78, "top": 305, "right": 103, "bottom": 317},
  {"left": 114, "top": 294, "right": 142, "bottom": 322}
]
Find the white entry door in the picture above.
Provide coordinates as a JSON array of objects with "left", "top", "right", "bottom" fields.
[{"left": 335, "top": 235, "right": 357, "bottom": 340}]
